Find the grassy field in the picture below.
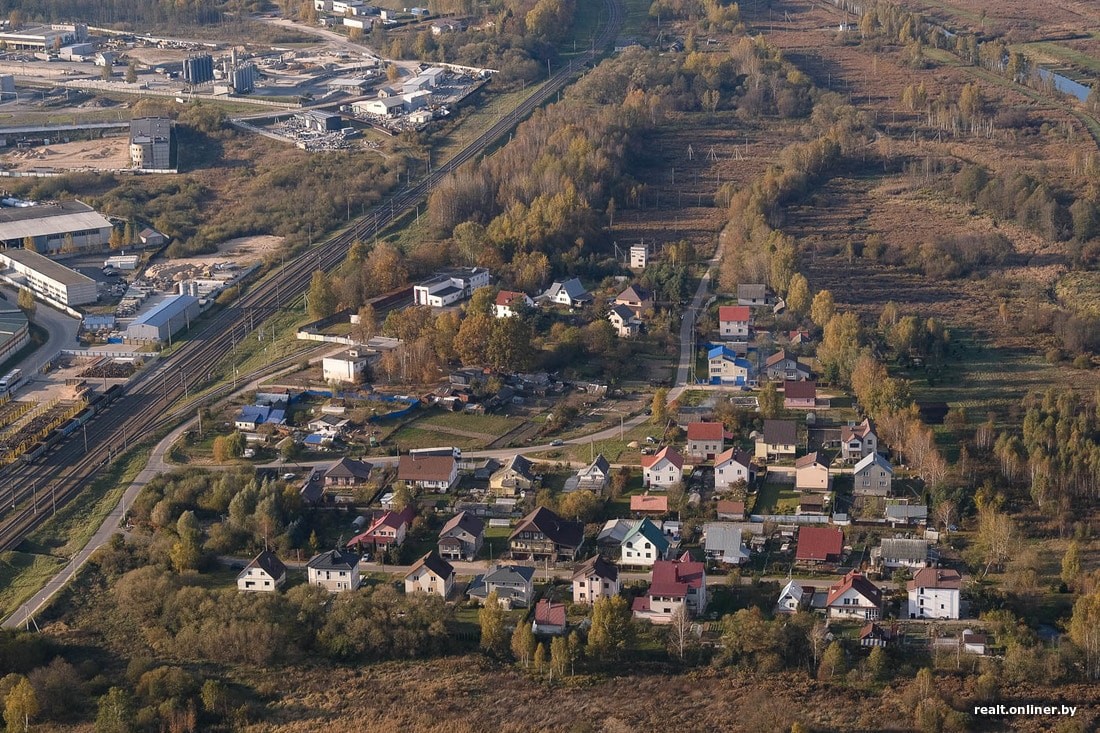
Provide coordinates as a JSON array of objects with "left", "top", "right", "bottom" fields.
[
  {"left": 0, "top": 445, "right": 150, "bottom": 619},
  {"left": 418, "top": 411, "right": 525, "bottom": 435},
  {"left": 753, "top": 479, "right": 799, "bottom": 515},
  {"left": 387, "top": 426, "right": 484, "bottom": 451},
  {"left": 1015, "top": 41, "right": 1100, "bottom": 76}
]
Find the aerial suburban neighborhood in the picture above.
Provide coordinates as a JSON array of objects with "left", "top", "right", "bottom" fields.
[{"left": 0, "top": 0, "right": 1096, "bottom": 729}]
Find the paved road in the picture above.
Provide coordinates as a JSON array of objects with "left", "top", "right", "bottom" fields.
[
  {"left": 0, "top": 285, "right": 80, "bottom": 377},
  {"left": 1, "top": 416, "right": 192, "bottom": 629},
  {"left": 672, "top": 243, "right": 723, "bottom": 398},
  {"left": 256, "top": 16, "right": 386, "bottom": 61}
]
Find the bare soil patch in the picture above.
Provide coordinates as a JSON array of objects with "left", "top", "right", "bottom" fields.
[{"left": 1, "top": 135, "right": 131, "bottom": 172}]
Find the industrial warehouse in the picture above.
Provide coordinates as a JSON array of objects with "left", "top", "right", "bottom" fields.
[
  {"left": 124, "top": 294, "right": 200, "bottom": 343},
  {"left": 0, "top": 249, "right": 98, "bottom": 307},
  {"left": 0, "top": 201, "right": 114, "bottom": 254},
  {"left": 0, "top": 308, "right": 29, "bottom": 364}
]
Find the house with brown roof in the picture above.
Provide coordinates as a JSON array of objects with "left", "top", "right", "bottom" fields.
[
  {"left": 615, "top": 284, "right": 653, "bottom": 316},
  {"left": 755, "top": 420, "right": 798, "bottom": 460},
  {"left": 632, "top": 551, "right": 707, "bottom": 624},
  {"left": 532, "top": 599, "right": 568, "bottom": 635},
  {"left": 795, "top": 526, "right": 844, "bottom": 564},
  {"left": 764, "top": 350, "right": 812, "bottom": 382},
  {"left": 236, "top": 550, "right": 287, "bottom": 593},
  {"left": 716, "top": 499, "right": 745, "bottom": 520},
  {"left": 797, "top": 493, "right": 827, "bottom": 516},
  {"left": 826, "top": 571, "right": 882, "bottom": 621},
  {"left": 714, "top": 448, "right": 754, "bottom": 491},
  {"left": 840, "top": 418, "right": 878, "bottom": 462},
  {"left": 795, "top": 452, "right": 830, "bottom": 491},
  {"left": 494, "top": 290, "right": 533, "bottom": 318},
  {"left": 398, "top": 454, "right": 458, "bottom": 492},
  {"left": 860, "top": 622, "right": 897, "bottom": 648},
  {"left": 347, "top": 506, "right": 415, "bottom": 549},
  {"left": 783, "top": 380, "right": 817, "bottom": 410},
  {"left": 509, "top": 506, "right": 584, "bottom": 561},
  {"left": 641, "top": 446, "right": 684, "bottom": 488},
  {"left": 437, "top": 510, "right": 485, "bottom": 560},
  {"left": 907, "top": 567, "right": 962, "bottom": 619},
  {"left": 404, "top": 552, "right": 455, "bottom": 597},
  {"left": 323, "top": 457, "right": 373, "bottom": 488},
  {"left": 686, "top": 421, "right": 726, "bottom": 461},
  {"left": 630, "top": 493, "right": 668, "bottom": 514},
  {"left": 718, "top": 304, "right": 752, "bottom": 338},
  {"left": 572, "top": 555, "right": 620, "bottom": 605}
]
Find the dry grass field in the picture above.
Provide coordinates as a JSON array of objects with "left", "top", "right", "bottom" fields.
[{"left": 233, "top": 655, "right": 1100, "bottom": 733}]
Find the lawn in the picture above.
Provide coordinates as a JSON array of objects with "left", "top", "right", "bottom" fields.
[
  {"left": 479, "top": 525, "right": 513, "bottom": 561},
  {"left": 418, "top": 411, "right": 525, "bottom": 436},
  {"left": 387, "top": 427, "right": 487, "bottom": 451},
  {"left": 752, "top": 480, "right": 800, "bottom": 515},
  {"left": 0, "top": 552, "right": 66, "bottom": 622}
]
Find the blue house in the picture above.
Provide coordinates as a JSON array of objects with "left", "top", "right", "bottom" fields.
[{"left": 708, "top": 346, "right": 754, "bottom": 385}]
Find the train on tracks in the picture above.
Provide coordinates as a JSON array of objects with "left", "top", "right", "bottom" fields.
[{"left": 21, "top": 384, "right": 124, "bottom": 464}]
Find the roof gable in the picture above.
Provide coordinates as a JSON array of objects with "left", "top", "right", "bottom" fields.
[
  {"left": 440, "top": 510, "right": 484, "bottom": 538},
  {"left": 572, "top": 554, "right": 619, "bottom": 582},
  {"left": 510, "top": 506, "right": 584, "bottom": 548},
  {"left": 763, "top": 419, "right": 798, "bottom": 445},
  {"left": 640, "top": 445, "right": 684, "bottom": 469},
  {"left": 686, "top": 422, "right": 725, "bottom": 441},
  {"left": 407, "top": 552, "right": 454, "bottom": 580},
  {"left": 827, "top": 571, "right": 882, "bottom": 607},
  {"left": 244, "top": 549, "right": 287, "bottom": 580},
  {"left": 854, "top": 452, "right": 893, "bottom": 475},
  {"left": 796, "top": 526, "right": 844, "bottom": 561}
]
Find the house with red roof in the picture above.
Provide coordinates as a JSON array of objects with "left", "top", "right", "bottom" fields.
[
  {"left": 718, "top": 304, "right": 752, "bottom": 338},
  {"left": 716, "top": 499, "right": 745, "bottom": 519},
  {"left": 630, "top": 493, "right": 668, "bottom": 514},
  {"left": 632, "top": 551, "right": 707, "bottom": 624},
  {"left": 686, "top": 421, "right": 726, "bottom": 461},
  {"left": 346, "top": 506, "right": 415, "bottom": 549},
  {"left": 783, "top": 380, "right": 817, "bottom": 410},
  {"left": 494, "top": 290, "right": 533, "bottom": 319},
  {"left": 795, "top": 526, "right": 844, "bottom": 564},
  {"left": 532, "top": 599, "right": 568, "bottom": 635},
  {"left": 641, "top": 446, "right": 684, "bottom": 488},
  {"left": 826, "top": 571, "right": 882, "bottom": 621}
]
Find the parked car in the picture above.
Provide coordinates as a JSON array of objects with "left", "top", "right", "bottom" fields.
[{"left": 550, "top": 439, "right": 564, "bottom": 447}]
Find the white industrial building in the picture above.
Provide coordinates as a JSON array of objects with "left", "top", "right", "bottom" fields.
[
  {"left": 322, "top": 347, "right": 372, "bottom": 385},
  {"left": 0, "top": 249, "right": 97, "bottom": 307},
  {"left": 125, "top": 295, "right": 200, "bottom": 342},
  {"left": 401, "top": 90, "right": 432, "bottom": 111},
  {"left": 0, "top": 201, "right": 113, "bottom": 254},
  {"left": 412, "top": 267, "right": 490, "bottom": 307},
  {"left": 353, "top": 98, "right": 403, "bottom": 117}
]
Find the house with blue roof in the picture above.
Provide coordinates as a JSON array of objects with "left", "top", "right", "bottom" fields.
[
  {"left": 708, "top": 345, "right": 754, "bottom": 385},
  {"left": 234, "top": 404, "right": 287, "bottom": 432},
  {"left": 620, "top": 518, "right": 671, "bottom": 568}
]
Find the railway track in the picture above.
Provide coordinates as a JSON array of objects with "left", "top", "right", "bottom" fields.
[{"left": 0, "top": 0, "right": 624, "bottom": 555}]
